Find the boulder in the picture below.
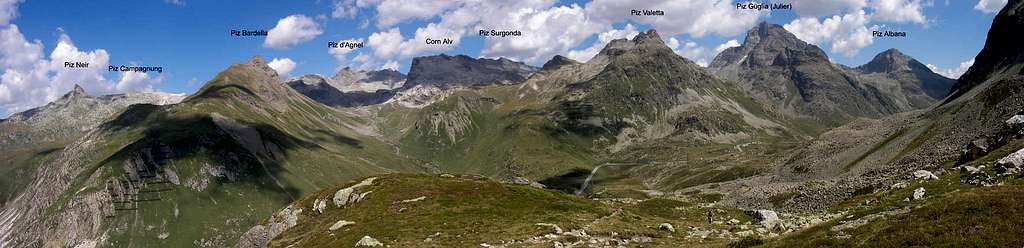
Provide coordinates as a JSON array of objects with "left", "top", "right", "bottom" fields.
[
  {"left": 958, "top": 138, "right": 992, "bottom": 164},
  {"left": 753, "top": 210, "right": 779, "bottom": 223},
  {"left": 334, "top": 177, "right": 376, "bottom": 207},
  {"left": 912, "top": 187, "right": 925, "bottom": 200},
  {"left": 659, "top": 223, "right": 675, "bottom": 232},
  {"left": 312, "top": 198, "right": 327, "bottom": 214},
  {"left": 329, "top": 220, "right": 355, "bottom": 231},
  {"left": 356, "top": 236, "right": 383, "bottom": 247},
  {"left": 1006, "top": 115, "right": 1024, "bottom": 126},
  {"left": 912, "top": 170, "right": 938, "bottom": 180},
  {"left": 996, "top": 148, "right": 1024, "bottom": 175}
]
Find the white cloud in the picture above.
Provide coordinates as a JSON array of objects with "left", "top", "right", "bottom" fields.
[
  {"left": 0, "top": 25, "right": 166, "bottom": 116},
  {"left": 164, "top": 0, "right": 185, "bottom": 7},
  {"left": 584, "top": 0, "right": 763, "bottom": 38},
  {"left": 784, "top": 10, "right": 873, "bottom": 57},
  {"left": 870, "top": 0, "right": 928, "bottom": 24},
  {"left": 667, "top": 37, "right": 708, "bottom": 66},
  {"left": 481, "top": 4, "right": 606, "bottom": 64},
  {"left": 974, "top": 0, "right": 1008, "bottom": 13},
  {"left": 267, "top": 58, "right": 296, "bottom": 77},
  {"left": 714, "top": 39, "right": 741, "bottom": 54},
  {"left": 927, "top": 58, "right": 974, "bottom": 79},
  {"left": 332, "top": 0, "right": 357, "bottom": 18},
  {"left": 790, "top": 0, "right": 867, "bottom": 16},
  {"left": 381, "top": 60, "right": 400, "bottom": 70},
  {"left": 264, "top": 15, "right": 323, "bottom": 49},
  {"left": 116, "top": 70, "right": 162, "bottom": 92},
  {"left": 0, "top": 24, "right": 41, "bottom": 70},
  {"left": 0, "top": 0, "right": 23, "bottom": 25},
  {"left": 567, "top": 24, "right": 638, "bottom": 62},
  {"left": 373, "top": 0, "right": 463, "bottom": 28}
]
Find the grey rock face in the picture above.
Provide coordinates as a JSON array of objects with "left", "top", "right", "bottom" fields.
[
  {"left": 404, "top": 54, "right": 537, "bottom": 90},
  {"left": 710, "top": 22, "right": 910, "bottom": 124}
]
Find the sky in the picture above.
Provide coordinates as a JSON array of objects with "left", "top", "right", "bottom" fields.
[{"left": 0, "top": 0, "right": 1009, "bottom": 117}]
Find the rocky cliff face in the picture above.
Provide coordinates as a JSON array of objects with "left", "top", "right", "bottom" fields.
[
  {"left": 403, "top": 54, "right": 537, "bottom": 90},
  {"left": 710, "top": 22, "right": 906, "bottom": 125}
]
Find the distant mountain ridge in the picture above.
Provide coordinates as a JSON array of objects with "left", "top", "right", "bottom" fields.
[
  {"left": 403, "top": 54, "right": 538, "bottom": 90},
  {"left": 330, "top": 67, "right": 406, "bottom": 93}
]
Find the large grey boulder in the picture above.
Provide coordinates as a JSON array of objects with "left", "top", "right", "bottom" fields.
[
  {"left": 913, "top": 170, "right": 938, "bottom": 180},
  {"left": 334, "top": 177, "right": 377, "bottom": 207},
  {"left": 753, "top": 210, "right": 779, "bottom": 223},
  {"left": 996, "top": 148, "right": 1024, "bottom": 174}
]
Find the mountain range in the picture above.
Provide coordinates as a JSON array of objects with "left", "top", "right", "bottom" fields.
[{"left": 2, "top": 1, "right": 1023, "bottom": 246}]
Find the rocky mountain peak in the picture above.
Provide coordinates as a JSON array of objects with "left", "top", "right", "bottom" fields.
[
  {"left": 246, "top": 55, "right": 278, "bottom": 78},
  {"left": 541, "top": 55, "right": 579, "bottom": 71},
  {"left": 67, "top": 84, "right": 87, "bottom": 98},
  {"left": 632, "top": 29, "right": 663, "bottom": 45},
  {"left": 710, "top": 22, "right": 828, "bottom": 68},
  {"left": 858, "top": 48, "right": 921, "bottom": 73}
]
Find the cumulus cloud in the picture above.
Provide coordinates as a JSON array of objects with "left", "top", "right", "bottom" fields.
[
  {"left": 0, "top": 0, "right": 23, "bottom": 25},
  {"left": 373, "top": 0, "right": 464, "bottom": 28},
  {"left": 267, "top": 58, "right": 296, "bottom": 77},
  {"left": 784, "top": 10, "right": 873, "bottom": 57},
  {"left": 790, "top": 0, "right": 867, "bottom": 16},
  {"left": 584, "top": 0, "right": 763, "bottom": 38},
  {"left": 264, "top": 15, "right": 323, "bottom": 49},
  {"left": 870, "top": 0, "right": 928, "bottom": 24},
  {"left": 328, "top": 38, "right": 364, "bottom": 66},
  {"left": 567, "top": 24, "right": 638, "bottom": 62},
  {"left": 714, "top": 39, "right": 741, "bottom": 54},
  {"left": 667, "top": 37, "right": 709, "bottom": 66},
  {"left": 0, "top": 25, "right": 165, "bottom": 116},
  {"left": 116, "top": 70, "right": 163, "bottom": 92},
  {"left": 927, "top": 58, "right": 974, "bottom": 79},
  {"left": 349, "top": 0, "right": 765, "bottom": 67},
  {"left": 332, "top": 0, "right": 357, "bottom": 18},
  {"left": 482, "top": 4, "right": 606, "bottom": 64},
  {"left": 974, "top": 0, "right": 1008, "bottom": 13}
]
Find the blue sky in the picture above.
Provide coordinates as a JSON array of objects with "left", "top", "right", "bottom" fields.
[{"left": 0, "top": 0, "right": 1009, "bottom": 116}]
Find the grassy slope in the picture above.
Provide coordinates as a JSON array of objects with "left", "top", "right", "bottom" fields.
[
  {"left": 378, "top": 85, "right": 599, "bottom": 180},
  {"left": 268, "top": 173, "right": 758, "bottom": 248}
]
